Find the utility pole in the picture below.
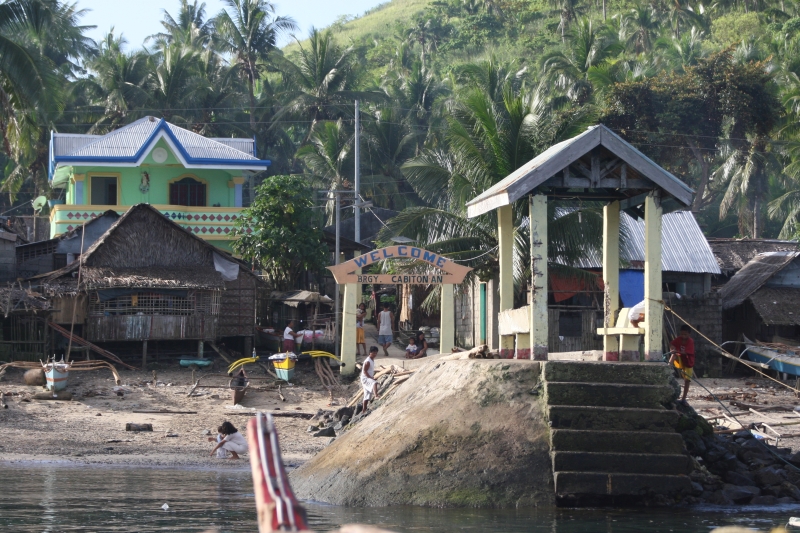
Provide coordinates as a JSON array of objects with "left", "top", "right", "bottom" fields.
[
  {"left": 334, "top": 191, "right": 341, "bottom": 359},
  {"left": 354, "top": 100, "right": 361, "bottom": 244}
]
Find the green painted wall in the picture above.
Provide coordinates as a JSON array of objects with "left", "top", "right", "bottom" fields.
[{"left": 66, "top": 140, "right": 239, "bottom": 207}]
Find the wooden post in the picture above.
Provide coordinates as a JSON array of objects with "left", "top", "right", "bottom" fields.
[
  {"left": 529, "top": 195, "right": 548, "bottom": 361},
  {"left": 142, "top": 340, "right": 148, "bottom": 369},
  {"left": 602, "top": 200, "right": 620, "bottom": 361},
  {"left": 198, "top": 339, "right": 204, "bottom": 359},
  {"left": 244, "top": 336, "right": 253, "bottom": 358},
  {"left": 440, "top": 284, "right": 455, "bottom": 355},
  {"left": 498, "top": 205, "right": 514, "bottom": 358},
  {"left": 644, "top": 192, "right": 663, "bottom": 362},
  {"left": 340, "top": 283, "right": 357, "bottom": 375}
]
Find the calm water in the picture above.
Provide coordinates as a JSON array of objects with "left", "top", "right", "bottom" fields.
[{"left": 1, "top": 463, "right": 800, "bottom": 533}]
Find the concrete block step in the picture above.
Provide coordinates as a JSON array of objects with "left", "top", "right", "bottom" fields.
[
  {"left": 547, "top": 405, "right": 680, "bottom": 432},
  {"left": 543, "top": 361, "right": 673, "bottom": 385},
  {"left": 554, "top": 471, "right": 693, "bottom": 498},
  {"left": 551, "top": 429, "right": 686, "bottom": 454},
  {"left": 552, "top": 451, "right": 691, "bottom": 475},
  {"left": 545, "top": 382, "right": 676, "bottom": 409}
]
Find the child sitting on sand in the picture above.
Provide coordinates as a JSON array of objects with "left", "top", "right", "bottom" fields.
[{"left": 405, "top": 338, "right": 419, "bottom": 359}]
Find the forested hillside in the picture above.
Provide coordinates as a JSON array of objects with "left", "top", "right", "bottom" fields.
[{"left": 1, "top": 0, "right": 798, "bottom": 274}]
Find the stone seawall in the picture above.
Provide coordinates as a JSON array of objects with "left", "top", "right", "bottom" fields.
[{"left": 290, "top": 359, "right": 554, "bottom": 508}]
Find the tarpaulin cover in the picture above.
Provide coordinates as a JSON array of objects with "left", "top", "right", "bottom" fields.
[
  {"left": 549, "top": 273, "right": 599, "bottom": 303},
  {"left": 619, "top": 270, "right": 644, "bottom": 307},
  {"left": 213, "top": 252, "right": 240, "bottom": 281}
]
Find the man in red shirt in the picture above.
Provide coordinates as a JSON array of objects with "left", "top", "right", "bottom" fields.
[{"left": 669, "top": 325, "right": 695, "bottom": 403}]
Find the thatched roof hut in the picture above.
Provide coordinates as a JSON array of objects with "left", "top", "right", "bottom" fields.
[
  {"left": 708, "top": 238, "right": 798, "bottom": 277},
  {"left": 39, "top": 204, "right": 230, "bottom": 295},
  {"left": 721, "top": 251, "right": 800, "bottom": 344}
]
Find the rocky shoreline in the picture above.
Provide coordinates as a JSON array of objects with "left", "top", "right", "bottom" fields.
[{"left": 677, "top": 402, "right": 800, "bottom": 505}]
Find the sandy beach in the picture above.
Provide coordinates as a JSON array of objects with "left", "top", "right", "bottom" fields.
[{"left": 3, "top": 346, "right": 800, "bottom": 471}]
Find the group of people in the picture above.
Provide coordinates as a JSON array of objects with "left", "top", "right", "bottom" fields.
[{"left": 356, "top": 302, "right": 430, "bottom": 359}]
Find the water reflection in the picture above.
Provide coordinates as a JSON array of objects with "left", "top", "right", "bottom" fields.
[{"left": 2, "top": 464, "right": 800, "bottom": 532}]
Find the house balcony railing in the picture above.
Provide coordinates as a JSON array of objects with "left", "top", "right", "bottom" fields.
[{"left": 49, "top": 204, "right": 253, "bottom": 240}]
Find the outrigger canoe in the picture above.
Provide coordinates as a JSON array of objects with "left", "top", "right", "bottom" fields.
[
  {"left": 743, "top": 335, "right": 800, "bottom": 377},
  {"left": 247, "top": 412, "right": 310, "bottom": 532}
]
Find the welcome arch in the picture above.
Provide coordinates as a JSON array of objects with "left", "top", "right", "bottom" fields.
[{"left": 328, "top": 246, "right": 472, "bottom": 374}]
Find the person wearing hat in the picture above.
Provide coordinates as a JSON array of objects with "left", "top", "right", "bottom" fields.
[{"left": 361, "top": 346, "right": 380, "bottom": 412}]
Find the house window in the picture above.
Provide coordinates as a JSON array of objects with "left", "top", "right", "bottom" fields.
[
  {"left": 91, "top": 176, "right": 118, "bottom": 205},
  {"left": 170, "top": 177, "right": 206, "bottom": 207}
]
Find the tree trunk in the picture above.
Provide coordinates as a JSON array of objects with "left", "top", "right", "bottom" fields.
[
  {"left": 688, "top": 142, "right": 710, "bottom": 212},
  {"left": 247, "top": 61, "right": 256, "bottom": 132},
  {"left": 603, "top": 0, "right": 606, "bottom": 20},
  {"left": 753, "top": 194, "right": 762, "bottom": 238}
]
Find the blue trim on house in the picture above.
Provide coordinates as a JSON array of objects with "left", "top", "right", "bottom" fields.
[{"left": 50, "top": 119, "right": 271, "bottom": 180}]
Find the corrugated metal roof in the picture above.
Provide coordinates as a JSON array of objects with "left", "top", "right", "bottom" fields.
[
  {"left": 52, "top": 133, "right": 102, "bottom": 157},
  {"left": 562, "top": 210, "right": 721, "bottom": 274},
  {"left": 52, "top": 117, "right": 260, "bottom": 162}
]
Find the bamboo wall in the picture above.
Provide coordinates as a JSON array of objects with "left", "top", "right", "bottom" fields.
[
  {"left": 219, "top": 275, "right": 257, "bottom": 337},
  {"left": 86, "top": 314, "right": 218, "bottom": 342},
  {"left": 547, "top": 308, "right": 603, "bottom": 353}
]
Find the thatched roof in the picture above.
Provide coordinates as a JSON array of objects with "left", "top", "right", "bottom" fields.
[
  {"left": 708, "top": 238, "right": 798, "bottom": 275},
  {"left": 40, "top": 204, "right": 230, "bottom": 293},
  {"left": 720, "top": 252, "right": 799, "bottom": 310},
  {"left": 0, "top": 287, "right": 50, "bottom": 316},
  {"left": 747, "top": 287, "right": 800, "bottom": 326}
]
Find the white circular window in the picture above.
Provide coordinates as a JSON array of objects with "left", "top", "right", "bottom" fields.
[{"left": 152, "top": 147, "right": 168, "bottom": 163}]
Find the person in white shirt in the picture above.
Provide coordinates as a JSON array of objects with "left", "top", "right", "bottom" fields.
[
  {"left": 376, "top": 304, "right": 394, "bottom": 356},
  {"left": 628, "top": 300, "right": 646, "bottom": 328},
  {"left": 283, "top": 320, "right": 298, "bottom": 353},
  {"left": 361, "top": 346, "right": 380, "bottom": 412},
  {"left": 209, "top": 421, "right": 248, "bottom": 459}
]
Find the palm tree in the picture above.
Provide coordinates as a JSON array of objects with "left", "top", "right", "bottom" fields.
[
  {"left": 150, "top": 0, "right": 215, "bottom": 48},
  {"left": 715, "top": 136, "right": 779, "bottom": 238},
  {"left": 275, "top": 28, "right": 377, "bottom": 133},
  {"left": 654, "top": 26, "right": 706, "bottom": 72},
  {"left": 384, "top": 81, "right": 598, "bottom": 301},
  {"left": 541, "top": 18, "right": 623, "bottom": 104},
  {"left": 215, "top": 0, "right": 296, "bottom": 130},
  {"left": 296, "top": 119, "right": 352, "bottom": 190},
  {"left": 361, "top": 106, "right": 421, "bottom": 210},
  {"left": 621, "top": 2, "right": 660, "bottom": 54},
  {"left": 80, "top": 31, "right": 150, "bottom": 130},
  {"left": 548, "top": 0, "right": 587, "bottom": 40}
]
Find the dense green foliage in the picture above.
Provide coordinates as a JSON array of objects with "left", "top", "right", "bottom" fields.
[
  {"left": 5, "top": 0, "right": 800, "bottom": 288},
  {"left": 231, "top": 174, "right": 327, "bottom": 289}
]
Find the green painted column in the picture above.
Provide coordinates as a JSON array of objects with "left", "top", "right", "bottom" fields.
[{"left": 440, "top": 284, "right": 455, "bottom": 354}]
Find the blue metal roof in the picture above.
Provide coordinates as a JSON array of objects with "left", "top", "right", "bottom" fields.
[{"left": 49, "top": 117, "right": 270, "bottom": 179}]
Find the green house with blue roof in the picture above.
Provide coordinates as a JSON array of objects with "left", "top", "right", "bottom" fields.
[{"left": 49, "top": 116, "right": 270, "bottom": 252}]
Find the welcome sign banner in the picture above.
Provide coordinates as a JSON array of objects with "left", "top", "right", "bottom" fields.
[{"left": 326, "top": 246, "right": 473, "bottom": 284}]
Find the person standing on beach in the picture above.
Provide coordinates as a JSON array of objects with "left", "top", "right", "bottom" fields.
[
  {"left": 669, "top": 325, "right": 695, "bottom": 404},
  {"left": 283, "top": 320, "right": 298, "bottom": 353},
  {"left": 356, "top": 303, "right": 367, "bottom": 356},
  {"left": 376, "top": 303, "right": 394, "bottom": 356},
  {"left": 361, "top": 346, "right": 380, "bottom": 412}
]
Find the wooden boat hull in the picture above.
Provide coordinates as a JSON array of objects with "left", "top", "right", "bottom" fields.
[
  {"left": 744, "top": 344, "right": 800, "bottom": 376},
  {"left": 44, "top": 365, "right": 69, "bottom": 391},
  {"left": 247, "top": 413, "right": 310, "bottom": 532}
]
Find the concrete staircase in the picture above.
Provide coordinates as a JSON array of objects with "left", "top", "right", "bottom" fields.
[{"left": 543, "top": 360, "right": 693, "bottom": 506}]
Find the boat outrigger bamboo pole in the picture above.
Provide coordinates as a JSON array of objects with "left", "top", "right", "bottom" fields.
[{"left": 65, "top": 220, "right": 87, "bottom": 363}]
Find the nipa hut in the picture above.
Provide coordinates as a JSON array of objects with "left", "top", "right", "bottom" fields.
[
  {"left": 720, "top": 251, "right": 800, "bottom": 345},
  {"left": 0, "top": 285, "right": 51, "bottom": 362},
  {"left": 36, "top": 203, "right": 263, "bottom": 364}
]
